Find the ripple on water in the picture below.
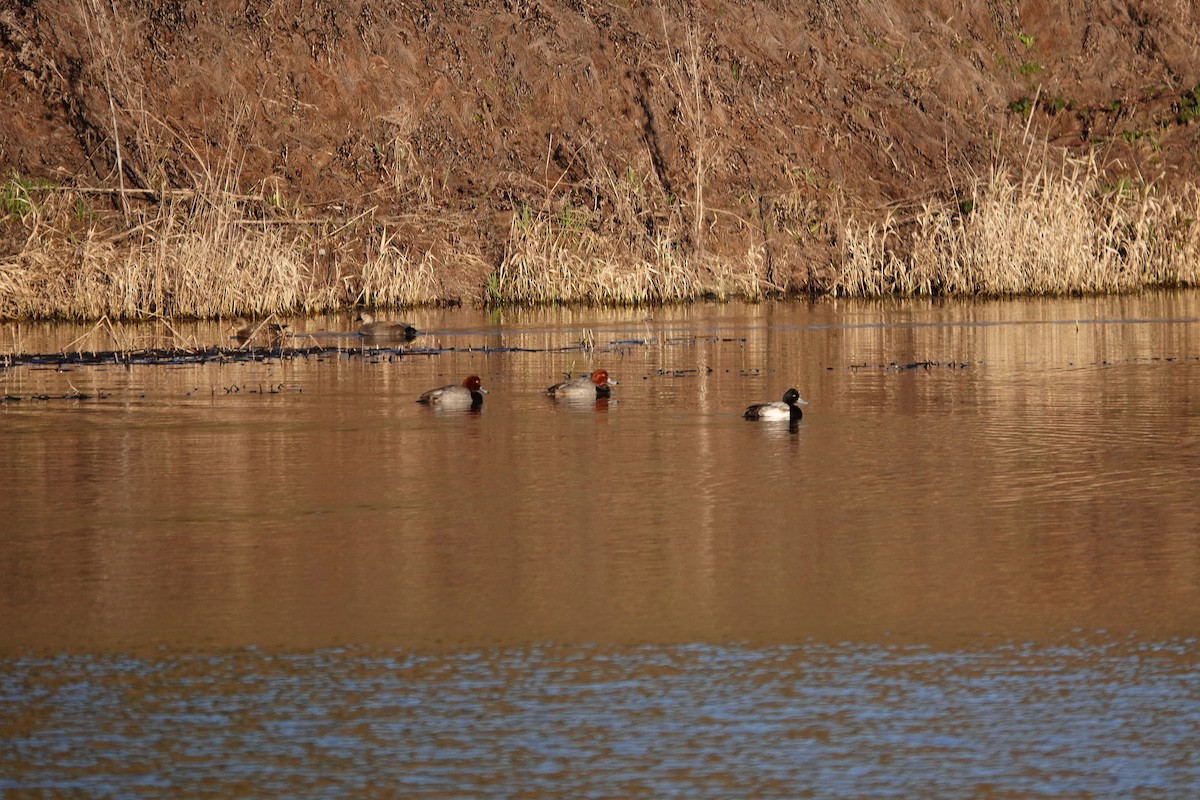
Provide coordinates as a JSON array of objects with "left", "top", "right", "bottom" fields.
[{"left": 2, "top": 639, "right": 1199, "bottom": 798}]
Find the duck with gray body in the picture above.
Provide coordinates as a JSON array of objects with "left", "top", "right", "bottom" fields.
[
  {"left": 417, "top": 375, "right": 488, "bottom": 409},
  {"left": 356, "top": 312, "right": 418, "bottom": 339},
  {"left": 743, "top": 387, "right": 807, "bottom": 421},
  {"left": 546, "top": 369, "right": 617, "bottom": 399}
]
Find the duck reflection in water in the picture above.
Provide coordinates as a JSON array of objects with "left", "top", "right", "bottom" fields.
[{"left": 230, "top": 318, "right": 289, "bottom": 347}]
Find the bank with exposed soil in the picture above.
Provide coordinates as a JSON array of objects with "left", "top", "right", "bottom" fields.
[{"left": 1, "top": 0, "right": 1199, "bottom": 319}]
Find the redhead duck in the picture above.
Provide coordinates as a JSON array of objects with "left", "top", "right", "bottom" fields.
[
  {"left": 546, "top": 369, "right": 617, "bottom": 399},
  {"left": 356, "top": 312, "right": 418, "bottom": 339},
  {"left": 743, "top": 388, "right": 807, "bottom": 421},
  {"left": 417, "top": 375, "right": 487, "bottom": 409},
  {"left": 230, "top": 317, "right": 288, "bottom": 344}
]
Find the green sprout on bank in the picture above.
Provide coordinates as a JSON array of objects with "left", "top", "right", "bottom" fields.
[
  {"left": 485, "top": 272, "right": 505, "bottom": 304},
  {"left": 1007, "top": 96, "right": 1033, "bottom": 117},
  {"left": 2, "top": 175, "right": 55, "bottom": 219},
  {"left": 1175, "top": 84, "right": 1200, "bottom": 124}
]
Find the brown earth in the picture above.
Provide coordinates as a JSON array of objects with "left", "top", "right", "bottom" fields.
[{"left": 1, "top": 0, "right": 1199, "bottom": 307}]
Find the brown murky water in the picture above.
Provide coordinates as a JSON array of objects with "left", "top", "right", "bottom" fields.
[{"left": 3, "top": 293, "right": 1199, "bottom": 796}]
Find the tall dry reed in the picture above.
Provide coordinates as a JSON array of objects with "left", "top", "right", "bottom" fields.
[
  {"left": 833, "top": 155, "right": 1200, "bottom": 297},
  {"left": 493, "top": 208, "right": 765, "bottom": 305},
  {"left": 0, "top": 181, "right": 471, "bottom": 319}
]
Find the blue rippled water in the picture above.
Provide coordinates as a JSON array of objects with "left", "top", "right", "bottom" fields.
[{"left": 3, "top": 640, "right": 1199, "bottom": 798}]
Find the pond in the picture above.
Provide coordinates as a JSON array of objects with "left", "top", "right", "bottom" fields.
[{"left": 2, "top": 293, "right": 1199, "bottom": 796}]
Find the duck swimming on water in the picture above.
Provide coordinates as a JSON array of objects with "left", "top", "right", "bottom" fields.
[
  {"left": 356, "top": 312, "right": 418, "bottom": 339},
  {"left": 230, "top": 317, "right": 288, "bottom": 344},
  {"left": 743, "top": 388, "right": 807, "bottom": 422},
  {"left": 546, "top": 369, "right": 617, "bottom": 399},
  {"left": 416, "top": 375, "right": 488, "bottom": 409}
]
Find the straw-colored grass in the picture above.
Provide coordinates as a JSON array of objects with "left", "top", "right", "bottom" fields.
[
  {"left": 833, "top": 155, "right": 1200, "bottom": 297},
  {"left": 492, "top": 208, "right": 766, "bottom": 305},
  {"left": 0, "top": 179, "right": 469, "bottom": 320},
  {"left": 0, "top": 0, "right": 452, "bottom": 322},
  {"left": 5, "top": 144, "right": 1199, "bottom": 318},
  {"left": 358, "top": 231, "right": 444, "bottom": 308}
]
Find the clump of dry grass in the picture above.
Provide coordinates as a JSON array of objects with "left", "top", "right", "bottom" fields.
[
  {"left": 358, "top": 230, "right": 444, "bottom": 308},
  {"left": 492, "top": 207, "right": 766, "bottom": 305},
  {"left": 0, "top": 180, "right": 315, "bottom": 319},
  {"left": 0, "top": 176, "right": 474, "bottom": 319},
  {"left": 833, "top": 154, "right": 1200, "bottom": 297}
]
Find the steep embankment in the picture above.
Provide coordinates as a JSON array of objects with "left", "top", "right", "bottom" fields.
[{"left": 1, "top": 0, "right": 1198, "bottom": 318}]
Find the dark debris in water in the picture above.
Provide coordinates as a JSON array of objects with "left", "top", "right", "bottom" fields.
[
  {"left": 197, "top": 383, "right": 304, "bottom": 396},
  {"left": 1, "top": 328, "right": 738, "bottom": 372},
  {"left": 1, "top": 344, "right": 352, "bottom": 369},
  {"left": 842, "top": 360, "right": 976, "bottom": 371},
  {"left": 2, "top": 392, "right": 109, "bottom": 403},
  {"left": 0, "top": 343, "right": 520, "bottom": 370},
  {"left": 656, "top": 367, "right": 713, "bottom": 378}
]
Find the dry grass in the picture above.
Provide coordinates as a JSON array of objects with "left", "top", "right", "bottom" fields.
[
  {"left": 492, "top": 207, "right": 766, "bottom": 305},
  {"left": 7, "top": 1, "right": 1200, "bottom": 319},
  {"left": 0, "top": 179, "right": 472, "bottom": 319},
  {"left": 0, "top": 180, "right": 309, "bottom": 319},
  {"left": 6, "top": 145, "right": 1198, "bottom": 317},
  {"left": 0, "top": 0, "right": 454, "bottom": 321},
  {"left": 358, "top": 227, "right": 457, "bottom": 307},
  {"left": 833, "top": 154, "right": 1200, "bottom": 297},
  {"left": 4, "top": 8, "right": 1196, "bottom": 321}
]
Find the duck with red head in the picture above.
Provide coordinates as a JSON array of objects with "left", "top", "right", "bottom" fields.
[
  {"left": 546, "top": 369, "right": 617, "bottom": 399},
  {"left": 417, "top": 375, "right": 488, "bottom": 409}
]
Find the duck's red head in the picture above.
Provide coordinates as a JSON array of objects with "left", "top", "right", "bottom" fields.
[
  {"left": 463, "top": 375, "right": 484, "bottom": 392},
  {"left": 591, "top": 369, "right": 614, "bottom": 386}
]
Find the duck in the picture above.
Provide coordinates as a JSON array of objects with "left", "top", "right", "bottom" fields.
[
  {"left": 743, "top": 388, "right": 808, "bottom": 421},
  {"left": 356, "top": 311, "right": 417, "bottom": 339},
  {"left": 546, "top": 369, "right": 617, "bottom": 399},
  {"left": 230, "top": 317, "right": 288, "bottom": 344},
  {"left": 416, "top": 375, "right": 488, "bottom": 409}
]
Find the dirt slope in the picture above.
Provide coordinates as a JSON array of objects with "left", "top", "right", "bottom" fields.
[{"left": 2, "top": 0, "right": 1199, "bottom": 300}]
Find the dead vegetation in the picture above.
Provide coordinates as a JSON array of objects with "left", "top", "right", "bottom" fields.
[
  {"left": 834, "top": 151, "right": 1200, "bottom": 297},
  {"left": 1, "top": 0, "right": 1199, "bottom": 318}
]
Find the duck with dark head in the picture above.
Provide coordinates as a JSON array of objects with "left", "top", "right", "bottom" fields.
[{"left": 743, "top": 388, "right": 807, "bottom": 422}]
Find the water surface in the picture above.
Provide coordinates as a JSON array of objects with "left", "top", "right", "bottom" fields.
[{"left": 2, "top": 293, "right": 1199, "bottom": 796}]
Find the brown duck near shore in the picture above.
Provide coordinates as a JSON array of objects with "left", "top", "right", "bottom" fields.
[
  {"left": 356, "top": 312, "right": 418, "bottom": 339},
  {"left": 230, "top": 318, "right": 289, "bottom": 345}
]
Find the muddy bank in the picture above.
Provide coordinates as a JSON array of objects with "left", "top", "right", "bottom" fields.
[{"left": 1, "top": 0, "right": 1199, "bottom": 317}]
